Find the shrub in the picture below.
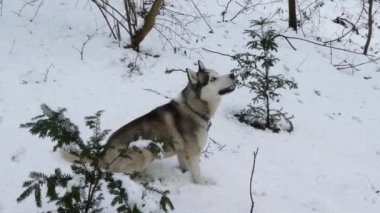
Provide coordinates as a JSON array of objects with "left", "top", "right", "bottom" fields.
[
  {"left": 232, "top": 18, "right": 297, "bottom": 132},
  {"left": 17, "top": 104, "right": 174, "bottom": 213}
]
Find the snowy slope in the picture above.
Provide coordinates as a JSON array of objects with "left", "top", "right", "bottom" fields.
[{"left": 1, "top": 0, "right": 380, "bottom": 212}]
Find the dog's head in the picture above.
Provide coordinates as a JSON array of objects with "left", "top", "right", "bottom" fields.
[{"left": 186, "top": 60, "right": 235, "bottom": 103}]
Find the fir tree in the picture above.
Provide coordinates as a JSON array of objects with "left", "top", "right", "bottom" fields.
[
  {"left": 232, "top": 18, "right": 297, "bottom": 132},
  {"left": 17, "top": 104, "right": 174, "bottom": 213}
]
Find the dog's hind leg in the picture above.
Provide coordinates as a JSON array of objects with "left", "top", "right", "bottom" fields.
[{"left": 105, "top": 149, "right": 155, "bottom": 174}]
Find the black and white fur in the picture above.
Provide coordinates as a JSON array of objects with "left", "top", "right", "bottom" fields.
[{"left": 100, "top": 60, "right": 235, "bottom": 184}]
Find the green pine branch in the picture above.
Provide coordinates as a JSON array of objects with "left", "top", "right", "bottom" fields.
[
  {"left": 17, "top": 104, "right": 174, "bottom": 212},
  {"left": 232, "top": 18, "right": 297, "bottom": 132}
]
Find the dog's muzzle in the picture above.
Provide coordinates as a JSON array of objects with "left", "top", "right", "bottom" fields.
[{"left": 218, "top": 73, "right": 236, "bottom": 95}]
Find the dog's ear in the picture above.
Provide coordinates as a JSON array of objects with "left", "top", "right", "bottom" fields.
[
  {"left": 186, "top": 68, "right": 197, "bottom": 85},
  {"left": 198, "top": 60, "right": 205, "bottom": 72}
]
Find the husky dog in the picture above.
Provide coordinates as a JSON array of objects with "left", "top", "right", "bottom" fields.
[{"left": 101, "top": 61, "right": 235, "bottom": 184}]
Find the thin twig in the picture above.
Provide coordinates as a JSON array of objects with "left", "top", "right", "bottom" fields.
[
  {"left": 189, "top": 0, "right": 214, "bottom": 33},
  {"left": 330, "top": 42, "right": 333, "bottom": 65},
  {"left": 278, "top": 36, "right": 297, "bottom": 50},
  {"left": 155, "top": 15, "right": 203, "bottom": 47},
  {"left": 13, "top": 0, "right": 39, "bottom": 16},
  {"left": 250, "top": 148, "right": 259, "bottom": 213},
  {"left": 202, "top": 48, "right": 234, "bottom": 57},
  {"left": 209, "top": 137, "right": 226, "bottom": 151},
  {"left": 143, "top": 88, "right": 172, "bottom": 100},
  {"left": 155, "top": 23, "right": 191, "bottom": 44},
  {"left": 324, "top": 16, "right": 361, "bottom": 44},
  {"left": 205, "top": 32, "right": 372, "bottom": 58},
  {"left": 30, "top": 0, "right": 44, "bottom": 22},
  {"left": 296, "top": 0, "right": 306, "bottom": 36},
  {"left": 201, "top": 137, "right": 226, "bottom": 158},
  {"left": 163, "top": 7, "right": 200, "bottom": 19},
  {"left": 153, "top": 26, "right": 176, "bottom": 51},
  {"left": 73, "top": 28, "right": 99, "bottom": 60},
  {"left": 75, "top": 0, "right": 80, "bottom": 9},
  {"left": 230, "top": 0, "right": 259, "bottom": 22},
  {"left": 165, "top": 68, "right": 186, "bottom": 74},
  {"left": 8, "top": 39, "right": 16, "bottom": 54},
  {"left": 94, "top": 2, "right": 117, "bottom": 39},
  {"left": 230, "top": 0, "right": 281, "bottom": 22},
  {"left": 43, "top": 63, "right": 54, "bottom": 83},
  {"left": 275, "top": 34, "right": 375, "bottom": 57},
  {"left": 126, "top": 52, "right": 142, "bottom": 76},
  {"left": 334, "top": 56, "right": 380, "bottom": 70},
  {"left": 220, "top": 0, "right": 233, "bottom": 22},
  {"left": 90, "top": 0, "right": 131, "bottom": 35}
]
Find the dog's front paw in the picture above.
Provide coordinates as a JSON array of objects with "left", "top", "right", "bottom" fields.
[
  {"left": 193, "top": 177, "right": 216, "bottom": 185},
  {"left": 178, "top": 166, "right": 188, "bottom": 173}
]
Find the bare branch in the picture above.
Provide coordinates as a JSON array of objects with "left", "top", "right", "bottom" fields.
[
  {"left": 189, "top": 0, "right": 214, "bottom": 33},
  {"left": 73, "top": 29, "right": 99, "bottom": 60},
  {"left": 8, "top": 39, "right": 16, "bottom": 54},
  {"left": 229, "top": 0, "right": 281, "bottom": 22},
  {"left": 201, "top": 137, "right": 226, "bottom": 158},
  {"left": 249, "top": 148, "right": 259, "bottom": 213},
  {"left": 231, "top": 0, "right": 259, "bottom": 22},
  {"left": 279, "top": 36, "right": 297, "bottom": 50},
  {"left": 153, "top": 26, "right": 176, "bottom": 51},
  {"left": 334, "top": 56, "right": 380, "bottom": 70},
  {"left": 275, "top": 34, "right": 375, "bottom": 57},
  {"left": 124, "top": 0, "right": 137, "bottom": 39},
  {"left": 155, "top": 23, "right": 191, "bottom": 44},
  {"left": 323, "top": 1, "right": 364, "bottom": 45},
  {"left": 220, "top": 0, "right": 233, "bottom": 22},
  {"left": 43, "top": 63, "right": 54, "bottom": 83},
  {"left": 165, "top": 68, "right": 187, "bottom": 74},
  {"left": 30, "top": 0, "right": 44, "bottom": 22},
  {"left": 13, "top": 0, "right": 39, "bottom": 16},
  {"left": 143, "top": 88, "right": 172, "bottom": 100},
  {"left": 95, "top": 3, "right": 117, "bottom": 39},
  {"left": 163, "top": 7, "right": 200, "bottom": 19},
  {"left": 202, "top": 48, "right": 234, "bottom": 57},
  {"left": 90, "top": 0, "right": 131, "bottom": 35},
  {"left": 209, "top": 137, "right": 226, "bottom": 151}
]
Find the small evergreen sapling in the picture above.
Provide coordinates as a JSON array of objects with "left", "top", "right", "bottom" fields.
[
  {"left": 232, "top": 18, "right": 297, "bottom": 132},
  {"left": 17, "top": 104, "right": 174, "bottom": 213}
]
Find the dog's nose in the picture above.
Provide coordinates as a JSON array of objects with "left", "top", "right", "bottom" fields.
[{"left": 229, "top": 73, "right": 235, "bottom": 79}]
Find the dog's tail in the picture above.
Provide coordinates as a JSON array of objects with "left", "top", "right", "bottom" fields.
[
  {"left": 59, "top": 149, "right": 79, "bottom": 163},
  {"left": 59, "top": 145, "right": 91, "bottom": 164},
  {"left": 59, "top": 144, "right": 156, "bottom": 175}
]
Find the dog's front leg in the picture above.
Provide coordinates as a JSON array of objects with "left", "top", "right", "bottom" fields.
[
  {"left": 188, "top": 154, "right": 203, "bottom": 184},
  {"left": 177, "top": 151, "right": 189, "bottom": 172}
]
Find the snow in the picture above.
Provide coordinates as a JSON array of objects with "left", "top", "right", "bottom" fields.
[
  {"left": 129, "top": 139, "right": 165, "bottom": 158},
  {"left": 129, "top": 139, "right": 155, "bottom": 150},
  {"left": 1, "top": 0, "right": 380, "bottom": 212}
]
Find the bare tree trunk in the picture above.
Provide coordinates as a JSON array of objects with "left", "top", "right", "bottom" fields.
[
  {"left": 363, "top": 0, "right": 373, "bottom": 55},
  {"left": 130, "top": 0, "right": 164, "bottom": 51},
  {"left": 288, "top": 0, "right": 297, "bottom": 32}
]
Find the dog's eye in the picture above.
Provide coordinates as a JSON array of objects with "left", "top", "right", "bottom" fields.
[{"left": 210, "top": 77, "right": 217, "bottom": 82}]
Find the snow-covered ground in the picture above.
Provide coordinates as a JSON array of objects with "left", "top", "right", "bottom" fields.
[{"left": 0, "top": 0, "right": 379, "bottom": 212}]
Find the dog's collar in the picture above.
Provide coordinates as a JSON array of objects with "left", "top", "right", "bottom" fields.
[{"left": 183, "top": 101, "right": 212, "bottom": 130}]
